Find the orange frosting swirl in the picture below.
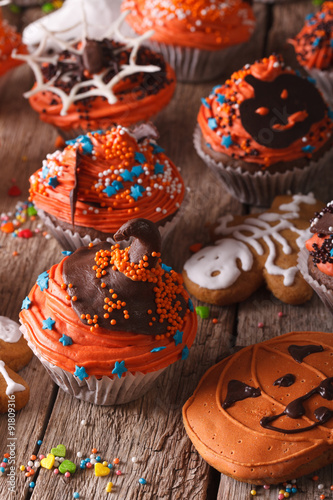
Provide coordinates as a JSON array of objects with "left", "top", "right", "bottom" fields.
[
  {"left": 122, "top": 0, "right": 255, "bottom": 51},
  {"left": 198, "top": 54, "right": 333, "bottom": 168},
  {"left": 19, "top": 258, "right": 197, "bottom": 378},
  {"left": 29, "top": 126, "right": 185, "bottom": 234},
  {"left": 290, "top": 2, "right": 333, "bottom": 70},
  {"left": 0, "top": 10, "right": 27, "bottom": 77},
  {"left": 306, "top": 233, "right": 333, "bottom": 277}
]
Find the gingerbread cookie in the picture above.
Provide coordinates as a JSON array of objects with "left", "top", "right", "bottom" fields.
[
  {"left": 183, "top": 194, "right": 324, "bottom": 305},
  {"left": 0, "top": 316, "right": 32, "bottom": 413},
  {"left": 183, "top": 330, "right": 333, "bottom": 485}
]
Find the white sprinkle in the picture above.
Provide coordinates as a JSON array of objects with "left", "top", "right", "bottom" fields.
[
  {"left": 81, "top": 420, "right": 86, "bottom": 425},
  {"left": 131, "top": 457, "right": 137, "bottom": 463},
  {"left": 77, "top": 452, "right": 82, "bottom": 458}
]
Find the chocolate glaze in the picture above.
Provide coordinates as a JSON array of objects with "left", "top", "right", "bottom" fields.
[
  {"left": 273, "top": 373, "right": 295, "bottom": 387},
  {"left": 83, "top": 39, "right": 105, "bottom": 74},
  {"left": 288, "top": 344, "right": 324, "bottom": 363},
  {"left": 62, "top": 219, "right": 187, "bottom": 335},
  {"left": 311, "top": 211, "right": 333, "bottom": 235},
  {"left": 222, "top": 380, "right": 261, "bottom": 409},
  {"left": 260, "top": 377, "right": 333, "bottom": 434},
  {"left": 239, "top": 73, "right": 326, "bottom": 149}
]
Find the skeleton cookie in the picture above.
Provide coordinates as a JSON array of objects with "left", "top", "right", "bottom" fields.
[
  {"left": 0, "top": 316, "right": 32, "bottom": 413},
  {"left": 183, "top": 194, "right": 324, "bottom": 305}
]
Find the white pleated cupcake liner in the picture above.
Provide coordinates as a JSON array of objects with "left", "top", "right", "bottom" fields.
[
  {"left": 297, "top": 248, "right": 333, "bottom": 315},
  {"left": 20, "top": 324, "right": 165, "bottom": 405},
  {"left": 37, "top": 188, "right": 189, "bottom": 251},
  {"left": 144, "top": 40, "right": 248, "bottom": 83},
  {"left": 194, "top": 125, "right": 333, "bottom": 207},
  {"left": 307, "top": 68, "right": 333, "bottom": 109}
]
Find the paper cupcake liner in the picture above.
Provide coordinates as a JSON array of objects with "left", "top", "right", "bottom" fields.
[
  {"left": 20, "top": 323, "right": 165, "bottom": 405},
  {"left": 144, "top": 41, "right": 248, "bottom": 83},
  {"left": 194, "top": 125, "right": 333, "bottom": 207},
  {"left": 307, "top": 68, "right": 333, "bottom": 109},
  {"left": 297, "top": 248, "right": 333, "bottom": 315}
]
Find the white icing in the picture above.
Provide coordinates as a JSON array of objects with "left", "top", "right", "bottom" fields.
[
  {"left": 184, "top": 239, "right": 253, "bottom": 290},
  {"left": 0, "top": 316, "right": 22, "bottom": 343},
  {"left": 185, "top": 194, "right": 315, "bottom": 289},
  {"left": 13, "top": 9, "right": 160, "bottom": 116},
  {"left": 0, "top": 361, "right": 26, "bottom": 396}
]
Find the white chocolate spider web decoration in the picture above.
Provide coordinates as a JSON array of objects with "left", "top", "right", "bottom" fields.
[{"left": 12, "top": 9, "right": 161, "bottom": 116}]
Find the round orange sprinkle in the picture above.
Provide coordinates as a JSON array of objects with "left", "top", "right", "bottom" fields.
[
  {"left": 92, "top": 448, "right": 97, "bottom": 454},
  {"left": 88, "top": 243, "right": 94, "bottom": 248},
  {"left": 72, "top": 296, "right": 77, "bottom": 302},
  {"left": 61, "top": 283, "right": 67, "bottom": 290},
  {"left": 212, "top": 318, "right": 218, "bottom": 324},
  {"left": 110, "top": 319, "right": 116, "bottom": 325},
  {"left": 66, "top": 295, "right": 70, "bottom": 300},
  {"left": 113, "top": 458, "right": 119, "bottom": 464},
  {"left": 12, "top": 251, "right": 18, "bottom": 257},
  {"left": 68, "top": 283, "right": 73, "bottom": 288},
  {"left": 81, "top": 314, "right": 86, "bottom": 319}
]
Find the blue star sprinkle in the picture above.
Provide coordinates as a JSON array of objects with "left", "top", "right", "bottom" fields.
[
  {"left": 201, "top": 97, "right": 210, "bottom": 109},
  {"left": 216, "top": 94, "right": 226, "bottom": 105},
  {"left": 103, "top": 185, "right": 117, "bottom": 197},
  {"left": 66, "top": 135, "right": 93, "bottom": 155},
  {"left": 74, "top": 365, "right": 89, "bottom": 380},
  {"left": 331, "top": 40, "right": 333, "bottom": 48},
  {"left": 312, "top": 37, "right": 322, "bottom": 47},
  {"left": 307, "top": 76, "right": 316, "bottom": 84},
  {"left": 188, "top": 298, "right": 194, "bottom": 312},
  {"left": 120, "top": 169, "right": 133, "bottom": 182},
  {"left": 328, "top": 109, "right": 333, "bottom": 120},
  {"left": 42, "top": 317, "right": 55, "bottom": 330},
  {"left": 48, "top": 176, "right": 59, "bottom": 189},
  {"left": 161, "top": 263, "right": 172, "bottom": 273},
  {"left": 134, "top": 152, "right": 146, "bottom": 164},
  {"left": 61, "top": 251, "right": 72, "bottom": 256},
  {"left": 21, "top": 297, "right": 31, "bottom": 310},
  {"left": 151, "top": 346, "right": 167, "bottom": 353},
  {"left": 330, "top": 248, "right": 333, "bottom": 257},
  {"left": 112, "top": 360, "right": 127, "bottom": 379},
  {"left": 150, "top": 142, "right": 164, "bottom": 154},
  {"left": 173, "top": 330, "right": 183, "bottom": 346},
  {"left": 182, "top": 345, "right": 190, "bottom": 360},
  {"left": 131, "top": 165, "right": 144, "bottom": 177},
  {"left": 112, "top": 180, "right": 123, "bottom": 191},
  {"left": 37, "top": 271, "right": 49, "bottom": 291},
  {"left": 302, "top": 144, "right": 315, "bottom": 153},
  {"left": 221, "top": 135, "right": 234, "bottom": 149},
  {"left": 59, "top": 334, "right": 73, "bottom": 346},
  {"left": 208, "top": 118, "right": 218, "bottom": 130},
  {"left": 41, "top": 165, "right": 49, "bottom": 179},
  {"left": 130, "top": 184, "right": 145, "bottom": 201},
  {"left": 154, "top": 162, "right": 164, "bottom": 175}
]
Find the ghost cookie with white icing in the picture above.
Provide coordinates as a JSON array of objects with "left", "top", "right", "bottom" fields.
[
  {"left": 183, "top": 194, "right": 324, "bottom": 306},
  {"left": 0, "top": 316, "right": 32, "bottom": 413}
]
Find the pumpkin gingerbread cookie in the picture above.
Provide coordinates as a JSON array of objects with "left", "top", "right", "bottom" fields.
[
  {"left": 183, "top": 330, "right": 333, "bottom": 485},
  {"left": 0, "top": 316, "right": 32, "bottom": 413},
  {"left": 183, "top": 193, "right": 324, "bottom": 305}
]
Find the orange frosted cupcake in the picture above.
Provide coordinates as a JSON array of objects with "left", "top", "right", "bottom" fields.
[
  {"left": 298, "top": 200, "right": 333, "bottom": 313},
  {"left": 19, "top": 219, "right": 197, "bottom": 405},
  {"left": 0, "top": 6, "right": 26, "bottom": 77},
  {"left": 290, "top": 2, "right": 333, "bottom": 107},
  {"left": 29, "top": 125, "right": 186, "bottom": 250},
  {"left": 12, "top": 13, "right": 175, "bottom": 138},
  {"left": 122, "top": 0, "right": 255, "bottom": 82},
  {"left": 194, "top": 54, "right": 333, "bottom": 206}
]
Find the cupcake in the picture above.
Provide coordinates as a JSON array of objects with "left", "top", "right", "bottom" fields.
[
  {"left": 194, "top": 54, "right": 333, "bottom": 206},
  {"left": 298, "top": 200, "right": 333, "bottom": 313},
  {"left": 289, "top": 2, "right": 333, "bottom": 107},
  {"left": 12, "top": 12, "right": 176, "bottom": 138},
  {"left": 19, "top": 218, "right": 198, "bottom": 405},
  {"left": 0, "top": 4, "right": 27, "bottom": 77},
  {"left": 122, "top": 0, "right": 255, "bottom": 83},
  {"left": 29, "top": 125, "right": 186, "bottom": 251}
]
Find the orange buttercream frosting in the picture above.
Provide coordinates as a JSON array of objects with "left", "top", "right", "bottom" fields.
[
  {"left": 290, "top": 2, "right": 333, "bottom": 70},
  {"left": 198, "top": 54, "right": 333, "bottom": 168},
  {"left": 0, "top": 10, "right": 27, "bottom": 77},
  {"left": 29, "top": 126, "right": 185, "bottom": 234},
  {"left": 183, "top": 331, "right": 333, "bottom": 484},
  {"left": 122, "top": 0, "right": 255, "bottom": 51},
  {"left": 20, "top": 236, "right": 197, "bottom": 378}
]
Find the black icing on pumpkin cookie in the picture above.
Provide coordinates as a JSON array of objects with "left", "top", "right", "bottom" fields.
[{"left": 239, "top": 74, "right": 327, "bottom": 149}]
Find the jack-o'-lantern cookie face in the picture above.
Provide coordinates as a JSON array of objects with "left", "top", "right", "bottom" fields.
[
  {"left": 0, "top": 316, "right": 31, "bottom": 413},
  {"left": 183, "top": 193, "right": 324, "bottom": 306},
  {"left": 239, "top": 74, "right": 326, "bottom": 149},
  {"left": 183, "top": 330, "right": 333, "bottom": 485}
]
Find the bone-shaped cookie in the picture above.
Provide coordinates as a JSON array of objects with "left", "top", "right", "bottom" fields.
[
  {"left": 183, "top": 194, "right": 324, "bottom": 305},
  {"left": 0, "top": 316, "right": 32, "bottom": 413}
]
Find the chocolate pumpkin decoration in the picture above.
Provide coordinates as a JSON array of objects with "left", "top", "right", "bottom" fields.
[
  {"left": 183, "top": 330, "right": 333, "bottom": 485},
  {"left": 239, "top": 74, "right": 327, "bottom": 149}
]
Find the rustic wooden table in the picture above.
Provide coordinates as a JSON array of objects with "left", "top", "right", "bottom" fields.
[{"left": 1, "top": 1, "right": 333, "bottom": 499}]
